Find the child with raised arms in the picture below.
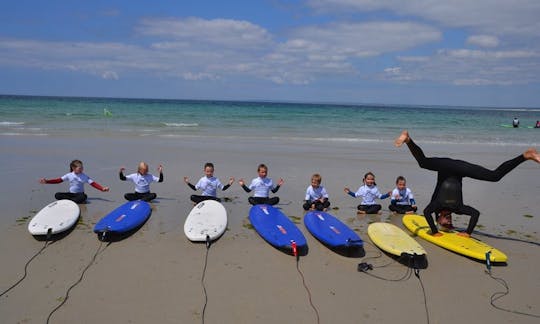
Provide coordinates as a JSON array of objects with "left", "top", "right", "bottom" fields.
[
  {"left": 184, "top": 162, "right": 234, "bottom": 204},
  {"left": 344, "top": 171, "right": 390, "bottom": 214},
  {"left": 39, "top": 159, "right": 109, "bottom": 204},
  {"left": 303, "top": 173, "right": 330, "bottom": 211},
  {"left": 238, "top": 163, "right": 283, "bottom": 205},
  {"left": 389, "top": 176, "right": 417, "bottom": 214},
  {"left": 119, "top": 162, "right": 163, "bottom": 202}
]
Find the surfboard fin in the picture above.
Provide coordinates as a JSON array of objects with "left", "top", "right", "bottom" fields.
[
  {"left": 205, "top": 235, "right": 211, "bottom": 249},
  {"left": 485, "top": 251, "right": 492, "bottom": 274}
]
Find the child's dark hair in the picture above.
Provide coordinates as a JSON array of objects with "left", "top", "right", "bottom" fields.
[
  {"left": 395, "top": 175, "right": 406, "bottom": 184},
  {"left": 363, "top": 171, "right": 376, "bottom": 185},
  {"left": 70, "top": 159, "right": 83, "bottom": 171},
  {"left": 204, "top": 162, "right": 214, "bottom": 169},
  {"left": 257, "top": 163, "right": 267, "bottom": 172}
]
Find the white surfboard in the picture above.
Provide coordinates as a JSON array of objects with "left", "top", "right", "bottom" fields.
[
  {"left": 184, "top": 200, "right": 227, "bottom": 241},
  {"left": 28, "top": 200, "right": 80, "bottom": 235}
]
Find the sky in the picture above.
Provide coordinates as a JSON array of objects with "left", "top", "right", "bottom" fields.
[{"left": 1, "top": 0, "right": 540, "bottom": 107}]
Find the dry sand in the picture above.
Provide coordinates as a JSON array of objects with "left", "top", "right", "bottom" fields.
[{"left": 1, "top": 135, "right": 539, "bottom": 323}]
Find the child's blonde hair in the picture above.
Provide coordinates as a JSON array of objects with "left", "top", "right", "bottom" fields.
[{"left": 311, "top": 173, "right": 322, "bottom": 184}]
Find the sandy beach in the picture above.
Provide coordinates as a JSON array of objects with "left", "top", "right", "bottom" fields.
[{"left": 1, "top": 134, "right": 539, "bottom": 324}]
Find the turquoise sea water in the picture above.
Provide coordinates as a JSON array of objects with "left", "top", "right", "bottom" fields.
[{"left": 1, "top": 95, "right": 539, "bottom": 146}]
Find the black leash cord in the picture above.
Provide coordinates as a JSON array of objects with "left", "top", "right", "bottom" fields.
[
  {"left": 487, "top": 271, "right": 540, "bottom": 318},
  {"left": 201, "top": 235, "right": 211, "bottom": 324},
  {"left": 0, "top": 233, "right": 51, "bottom": 298},
  {"left": 295, "top": 258, "right": 320, "bottom": 324},
  {"left": 46, "top": 241, "right": 107, "bottom": 324},
  {"left": 414, "top": 268, "right": 430, "bottom": 324}
]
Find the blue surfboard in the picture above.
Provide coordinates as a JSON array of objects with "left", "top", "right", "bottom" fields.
[
  {"left": 94, "top": 201, "right": 152, "bottom": 235},
  {"left": 249, "top": 204, "right": 307, "bottom": 255},
  {"left": 304, "top": 211, "right": 363, "bottom": 250}
]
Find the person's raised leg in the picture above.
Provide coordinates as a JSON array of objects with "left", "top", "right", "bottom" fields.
[{"left": 394, "top": 130, "right": 410, "bottom": 147}]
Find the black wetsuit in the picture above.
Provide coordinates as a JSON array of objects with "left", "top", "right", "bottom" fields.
[{"left": 406, "top": 138, "right": 526, "bottom": 234}]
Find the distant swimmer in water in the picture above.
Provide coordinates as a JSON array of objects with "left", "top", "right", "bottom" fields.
[
  {"left": 394, "top": 130, "right": 540, "bottom": 237},
  {"left": 535, "top": 120, "right": 540, "bottom": 128},
  {"left": 512, "top": 117, "right": 520, "bottom": 128}
]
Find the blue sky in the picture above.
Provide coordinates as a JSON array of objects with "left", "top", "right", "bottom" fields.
[{"left": 1, "top": 0, "right": 540, "bottom": 107}]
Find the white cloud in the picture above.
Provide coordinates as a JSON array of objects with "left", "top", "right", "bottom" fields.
[
  {"left": 182, "top": 72, "right": 219, "bottom": 81},
  {"left": 137, "top": 17, "right": 274, "bottom": 50},
  {"left": 102, "top": 71, "right": 119, "bottom": 80},
  {"left": 307, "top": 0, "right": 540, "bottom": 38},
  {"left": 466, "top": 35, "right": 499, "bottom": 48},
  {"left": 285, "top": 21, "right": 441, "bottom": 57},
  {"left": 381, "top": 48, "right": 540, "bottom": 86}
]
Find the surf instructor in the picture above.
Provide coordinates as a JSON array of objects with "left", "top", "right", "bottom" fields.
[{"left": 394, "top": 130, "right": 540, "bottom": 237}]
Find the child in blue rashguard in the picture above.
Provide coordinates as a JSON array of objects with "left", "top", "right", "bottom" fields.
[
  {"left": 239, "top": 163, "right": 283, "bottom": 205},
  {"left": 184, "top": 162, "right": 234, "bottom": 204},
  {"left": 389, "top": 176, "right": 418, "bottom": 214},
  {"left": 303, "top": 173, "right": 330, "bottom": 211},
  {"left": 344, "top": 172, "right": 390, "bottom": 214}
]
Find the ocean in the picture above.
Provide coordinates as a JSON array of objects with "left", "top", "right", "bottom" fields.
[{"left": 1, "top": 95, "right": 539, "bottom": 146}]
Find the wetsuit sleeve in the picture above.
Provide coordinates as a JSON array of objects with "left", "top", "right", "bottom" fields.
[
  {"left": 390, "top": 199, "right": 397, "bottom": 205},
  {"left": 119, "top": 171, "right": 127, "bottom": 181},
  {"left": 222, "top": 184, "right": 231, "bottom": 191},
  {"left": 45, "top": 178, "right": 63, "bottom": 184},
  {"left": 158, "top": 172, "right": 163, "bottom": 183},
  {"left": 410, "top": 198, "right": 416, "bottom": 205},
  {"left": 423, "top": 203, "right": 439, "bottom": 234},
  {"left": 186, "top": 182, "right": 196, "bottom": 191},
  {"left": 347, "top": 191, "right": 356, "bottom": 198},
  {"left": 241, "top": 184, "right": 252, "bottom": 193},
  {"left": 91, "top": 182, "right": 105, "bottom": 191},
  {"left": 271, "top": 185, "right": 281, "bottom": 193},
  {"left": 380, "top": 193, "right": 390, "bottom": 199}
]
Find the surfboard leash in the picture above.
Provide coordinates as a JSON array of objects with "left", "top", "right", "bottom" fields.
[
  {"left": 484, "top": 252, "right": 540, "bottom": 319},
  {"left": 292, "top": 240, "right": 320, "bottom": 324},
  {"left": 412, "top": 266, "right": 430, "bottom": 324},
  {"left": 357, "top": 242, "right": 413, "bottom": 281},
  {"left": 358, "top": 243, "right": 430, "bottom": 324},
  {"left": 46, "top": 240, "right": 109, "bottom": 324},
  {"left": 201, "top": 235, "right": 211, "bottom": 324},
  {"left": 0, "top": 229, "right": 53, "bottom": 299}
]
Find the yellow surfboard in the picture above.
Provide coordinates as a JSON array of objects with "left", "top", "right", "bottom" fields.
[
  {"left": 367, "top": 222, "right": 426, "bottom": 257},
  {"left": 402, "top": 214, "right": 507, "bottom": 263}
]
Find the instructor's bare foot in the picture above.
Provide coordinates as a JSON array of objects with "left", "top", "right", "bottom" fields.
[
  {"left": 394, "top": 130, "right": 410, "bottom": 147},
  {"left": 524, "top": 148, "right": 540, "bottom": 163}
]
